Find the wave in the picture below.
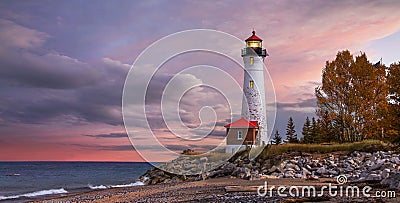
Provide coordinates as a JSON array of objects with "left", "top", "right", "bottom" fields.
[
  {"left": 0, "top": 188, "right": 68, "bottom": 201},
  {"left": 88, "top": 181, "right": 144, "bottom": 190},
  {"left": 5, "top": 173, "right": 21, "bottom": 176},
  {"left": 110, "top": 181, "right": 144, "bottom": 188},
  {"left": 88, "top": 184, "right": 107, "bottom": 189}
]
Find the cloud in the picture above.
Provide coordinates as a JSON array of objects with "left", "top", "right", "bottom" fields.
[
  {"left": 99, "top": 145, "right": 134, "bottom": 151},
  {"left": 276, "top": 98, "right": 317, "bottom": 113},
  {"left": 70, "top": 143, "right": 134, "bottom": 151},
  {"left": 0, "top": 56, "right": 127, "bottom": 125},
  {"left": 83, "top": 132, "right": 128, "bottom": 138},
  {"left": 0, "top": 18, "right": 131, "bottom": 126},
  {"left": 1, "top": 1, "right": 400, "bottom": 161},
  {"left": 0, "top": 19, "right": 48, "bottom": 49},
  {"left": 0, "top": 20, "right": 102, "bottom": 89}
]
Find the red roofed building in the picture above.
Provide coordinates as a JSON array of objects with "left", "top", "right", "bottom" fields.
[
  {"left": 224, "top": 118, "right": 260, "bottom": 153},
  {"left": 245, "top": 30, "right": 263, "bottom": 42}
]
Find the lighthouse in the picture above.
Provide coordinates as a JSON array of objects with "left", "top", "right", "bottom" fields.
[
  {"left": 224, "top": 30, "right": 268, "bottom": 153},
  {"left": 241, "top": 30, "right": 268, "bottom": 145}
]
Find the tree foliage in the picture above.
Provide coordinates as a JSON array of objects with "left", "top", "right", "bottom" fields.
[
  {"left": 301, "top": 117, "right": 321, "bottom": 144},
  {"left": 273, "top": 130, "right": 282, "bottom": 145},
  {"left": 315, "top": 50, "right": 393, "bottom": 142},
  {"left": 301, "top": 116, "right": 312, "bottom": 143},
  {"left": 286, "top": 117, "right": 298, "bottom": 143},
  {"left": 384, "top": 62, "right": 400, "bottom": 143}
]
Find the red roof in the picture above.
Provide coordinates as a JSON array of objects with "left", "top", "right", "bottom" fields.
[
  {"left": 245, "top": 30, "right": 263, "bottom": 41},
  {"left": 224, "top": 118, "right": 259, "bottom": 128}
]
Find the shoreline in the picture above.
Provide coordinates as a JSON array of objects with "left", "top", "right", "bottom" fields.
[
  {"left": 34, "top": 146, "right": 400, "bottom": 202},
  {"left": 34, "top": 177, "right": 399, "bottom": 203}
]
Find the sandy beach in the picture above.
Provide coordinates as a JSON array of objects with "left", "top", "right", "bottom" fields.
[{"left": 36, "top": 177, "right": 399, "bottom": 203}]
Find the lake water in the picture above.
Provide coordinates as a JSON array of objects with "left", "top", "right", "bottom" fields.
[{"left": 0, "top": 162, "right": 153, "bottom": 202}]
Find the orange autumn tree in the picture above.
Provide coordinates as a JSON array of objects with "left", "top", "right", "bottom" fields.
[
  {"left": 315, "top": 51, "right": 388, "bottom": 142},
  {"left": 385, "top": 62, "right": 400, "bottom": 143}
]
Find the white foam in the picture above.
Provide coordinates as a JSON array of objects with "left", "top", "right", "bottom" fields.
[
  {"left": 88, "top": 184, "right": 108, "bottom": 189},
  {"left": 87, "top": 181, "right": 144, "bottom": 190},
  {"left": 0, "top": 188, "right": 68, "bottom": 200},
  {"left": 110, "top": 181, "right": 144, "bottom": 188}
]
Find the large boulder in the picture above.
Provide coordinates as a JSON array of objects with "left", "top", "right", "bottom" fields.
[{"left": 380, "top": 170, "right": 400, "bottom": 190}]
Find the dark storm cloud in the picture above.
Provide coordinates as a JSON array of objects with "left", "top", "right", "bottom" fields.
[
  {"left": 0, "top": 72, "right": 126, "bottom": 126},
  {"left": 99, "top": 145, "right": 134, "bottom": 151},
  {"left": 0, "top": 19, "right": 132, "bottom": 126},
  {"left": 0, "top": 19, "right": 102, "bottom": 89},
  {"left": 0, "top": 52, "right": 101, "bottom": 89},
  {"left": 275, "top": 98, "right": 317, "bottom": 109},
  {"left": 70, "top": 143, "right": 134, "bottom": 151},
  {"left": 83, "top": 132, "right": 128, "bottom": 138},
  {"left": 208, "top": 128, "right": 226, "bottom": 137}
]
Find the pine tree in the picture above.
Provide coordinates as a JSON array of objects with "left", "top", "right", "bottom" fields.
[
  {"left": 302, "top": 117, "right": 312, "bottom": 143},
  {"left": 273, "top": 130, "right": 282, "bottom": 145},
  {"left": 318, "top": 111, "right": 335, "bottom": 142},
  {"left": 310, "top": 117, "right": 321, "bottom": 143},
  {"left": 286, "top": 117, "right": 298, "bottom": 143}
]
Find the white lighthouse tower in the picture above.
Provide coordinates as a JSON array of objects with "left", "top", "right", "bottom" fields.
[
  {"left": 224, "top": 30, "right": 268, "bottom": 153},
  {"left": 241, "top": 30, "right": 268, "bottom": 145}
]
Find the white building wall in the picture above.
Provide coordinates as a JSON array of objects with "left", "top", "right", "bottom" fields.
[
  {"left": 241, "top": 53, "right": 268, "bottom": 145},
  {"left": 225, "top": 144, "right": 257, "bottom": 154}
]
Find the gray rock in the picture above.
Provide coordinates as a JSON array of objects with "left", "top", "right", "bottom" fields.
[
  {"left": 244, "top": 168, "right": 251, "bottom": 178},
  {"left": 284, "top": 170, "right": 295, "bottom": 178},
  {"left": 328, "top": 170, "right": 338, "bottom": 176},
  {"left": 270, "top": 172, "right": 279, "bottom": 177},
  {"left": 381, "top": 171, "right": 400, "bottom": 190},
  {"left": 286, "top": 163, "right": 300, "bottom": 171},
  {"left": 345, "top": 166, "right": 354, "bottom": 173},
  {"left": 302, "top": 167, "right": 311, "bottom": 175},
  {"left": 370, "top": 154, "right": 378, "bottom": 162},
  {"left": 366, "top": 174, "right": 382, "bottom": 181},
  {"left": 316, "top": 166, "right": 328, "bottom": 175},
  {"left": 392, "top": 157, "right": 400, "bottom": 165},
  {"left": 381, "top": 169, "right": 390, "bottom": 179},
  {"left": 369, "top": 160, "right": 385, "bottom": 171},
  {"left": 200, "top": 156, "right": 208, "bottom": 162},
  {"left": 268, "top": 165, "right": 280, "bottom": 174},
  {"left": 294, "top": 173, "right": 303, "bottom": 178},
  {"left": 250, "top": 170, "right": 260, "bottom": 180}
]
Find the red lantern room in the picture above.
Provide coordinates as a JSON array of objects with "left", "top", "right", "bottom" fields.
[
  {"left": 242, "top": 30, "right": 267, "bottom": 57},
  {"left": 245, "top": 30, "right": 263, "bottom": 48}
]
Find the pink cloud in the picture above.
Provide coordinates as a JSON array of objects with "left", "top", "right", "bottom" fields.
[{"left": 0, "top": 19, "right": 48, "bottom": 49}]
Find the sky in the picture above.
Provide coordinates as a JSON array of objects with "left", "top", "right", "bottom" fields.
[{"left": 0, "top": 0, "right": 399, "bottom": 161}]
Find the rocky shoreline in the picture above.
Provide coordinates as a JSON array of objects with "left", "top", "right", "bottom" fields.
[
  {"left": 140, "top": 149, "right": 400, "bottom": 191},
  {"left": 37, "top": 148, "right": 400, "bottom": 203}
]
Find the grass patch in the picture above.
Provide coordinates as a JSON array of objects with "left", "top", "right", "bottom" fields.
[{"left": 257, "top": 139, "right": 390, "bottom": 161}]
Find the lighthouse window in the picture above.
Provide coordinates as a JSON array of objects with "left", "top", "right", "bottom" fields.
[
  {"left": 250, "top": 80, "right": 254, "bottom": 88},
  {"left": 250, "top": 57, "right": 254, "bottom": 65},
  {"left": 247, "top": 41, "right": 260, "bottom": 48},
  {"left": 237, "top": 130, "right": 243, "bottom": 140}
]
